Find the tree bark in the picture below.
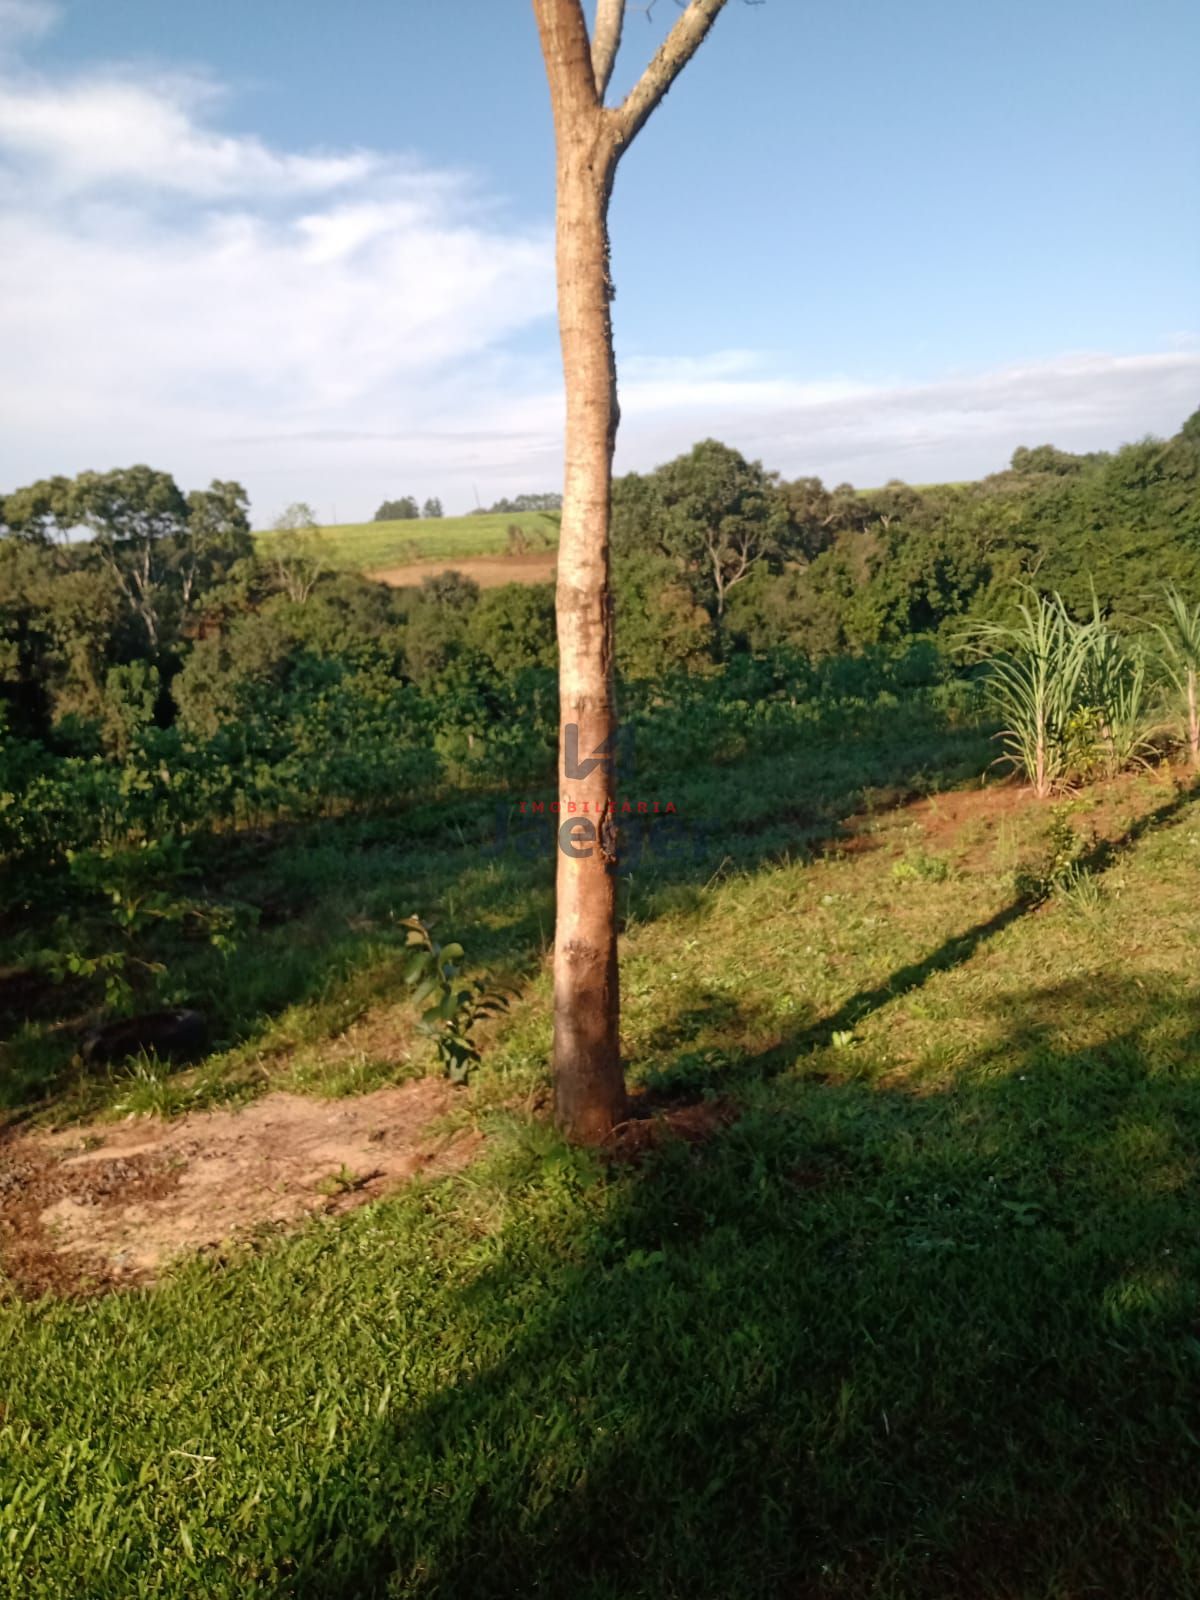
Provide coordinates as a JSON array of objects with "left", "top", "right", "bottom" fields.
[
  {"left": 534, "top": 0, "right": 730, "bottom": 1142},
  {"left": 536, "top": 0, "right": 626, "bottom": 1142},
  {"left": 590, "top": 0, "right": 625, "bottom": 98}
]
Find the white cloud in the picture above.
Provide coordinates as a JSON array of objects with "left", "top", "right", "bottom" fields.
[
  {"left": 182, "top": 348, "right": 1196, "bottom": 521},
  {"left": 613, "top": 349, "right": 1200, "bottom": 485},
  {"left": 0, "top": 24, "right": 1194, "bottom": 522},
  {"left": 0, "top": 71, "right": 382, "bottom": 197},
  {"left": 0, "top": 44, "right": 557, "bottom": 517},
  {"left": 0, "top": 0, "right": 57, "bottom": 49},
  {"left": 0, "top": 198, "right": 551, "bottom": 405}
]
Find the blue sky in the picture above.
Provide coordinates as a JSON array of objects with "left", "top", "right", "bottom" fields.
[{"left": 1, "top": 0, "right": 1197, "bottom": 519}]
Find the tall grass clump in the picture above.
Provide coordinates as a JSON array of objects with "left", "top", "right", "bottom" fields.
[
  {"left": 967, "top": 587, "right": 1157, "bottom": 794},
  {"left": 1152, "top": 584, "right": 1200, "bottom": 769},
  {"left": 1074, "top": 591, "right": 1154, "bottom": 778},
  {"left": 967, "top": 590, "right": 1089, "bottom": 797}
]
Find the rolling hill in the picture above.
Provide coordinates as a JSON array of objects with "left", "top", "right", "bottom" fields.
[{"left": 255, "top": 510, "right": 560, "bottom": 586}]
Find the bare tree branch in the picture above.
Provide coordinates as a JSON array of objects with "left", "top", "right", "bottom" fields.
[
  {"left": 532, "top": 0, "right": 600, "bottom": 121},
  {"left": 609, "top": 0, "right": 728, "bottom": 152},
  {"left": 591, "top": 0, "right": 626, "bottom": 99}
]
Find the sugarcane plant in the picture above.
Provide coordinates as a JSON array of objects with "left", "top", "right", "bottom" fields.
[
  {"left": 1152, "top": 585, "right": 1200, "bottom": 770},
  {"left": 966, "top": 589, "right": 1091, "bottom": 797},
  {"left": 967, "top": 586, "right": 1166, "bottom": 793},
  {"left": 1074, "top": 590, "right": 1155, "bottom": 779}
]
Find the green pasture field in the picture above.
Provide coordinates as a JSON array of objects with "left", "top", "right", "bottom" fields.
[{"left": 254, "top": 511, "right": 560, "bottom": 573}]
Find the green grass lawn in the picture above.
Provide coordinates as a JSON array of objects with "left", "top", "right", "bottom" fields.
[
  {"left": 5, "top": 714, "right": 1200, "bottom": 1594},
  {"left": 254, "top": 511, "right": 560, "bottom": 574}
]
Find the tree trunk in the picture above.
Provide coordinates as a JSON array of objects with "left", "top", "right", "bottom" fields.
[
  {"left": 709, "top": 537, "right": 727, "bottom": 619},
  {"left": 551, "top": 115, "right": 627, "bottom": 1143},
  {"left": 533, "top": 0, "right": 731, "bottom": 1142}
]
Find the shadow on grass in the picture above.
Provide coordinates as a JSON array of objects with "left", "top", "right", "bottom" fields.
[
  {"left": 640, "top": 774, "right": 1200, "bottom": 1101},
  {"left": 270, "top": 973, "right": 1200, "bottom": 1599}
]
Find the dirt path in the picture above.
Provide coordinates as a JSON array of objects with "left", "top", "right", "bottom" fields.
[
  {"left": 369, "top": 550, "right": 555, "bottom": 589},
  {"left": 0, "top": 1078, "right": 479, "bottom": 1298}
]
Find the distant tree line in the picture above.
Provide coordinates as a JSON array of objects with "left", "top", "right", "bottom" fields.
[
  {"left": 370, "top": 492, "right": 562, "bottom": 521},
  {"left": 477, "top": 493, "right": 563, "bottom": 515},
  {"left": 374, "top": 497, "right": 443, "bottom": 522},
  {"left": 607, "top": 414, "right": 1200, "bottom": 675}
]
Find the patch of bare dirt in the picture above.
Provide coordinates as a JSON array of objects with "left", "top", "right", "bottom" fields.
[
  {"left": 828, "top": 826, "right": 883, "bottom": 857},
  {"left": 899, "top": 780, "right": 1047, "bottom": 864},
  {"left": 606, "top": 1094, "right": 739, "bottom": 1161},
  {"left": 0, "top": 1078, "right": 480, "bottom": 1299},
  {"left": 906, "top": 767, "right": 1183, "bottom": 861},
  {"left": 369, "top": 551, "right": 556, "bottom": 590},
  {"left": 825, "top": 781, "right": 1029, "bottom": 860},
  {"left": 833, "top": 767, "right": 1186, "bottom": 869}
]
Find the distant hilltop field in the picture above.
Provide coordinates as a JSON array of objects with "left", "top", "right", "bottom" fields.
[
  {"left": 254, "top": 510, "right": 560, "bottom": 590},
  {"left": 249, "top": 486, "right": 969, "bottom": 593}
]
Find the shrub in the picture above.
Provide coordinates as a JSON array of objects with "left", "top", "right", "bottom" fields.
[{"left": 398, "top": 916, "right": 514, "bottom": 1083}]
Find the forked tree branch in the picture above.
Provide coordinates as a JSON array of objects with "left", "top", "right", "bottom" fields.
[
  {"left": 534, "top": 0, "right": 737, "bottom": 155},
  {"left": 591, "top": 0, "right": 626, "bottom": 99},
  {"left": 610, "top": 0, "right": 729, "bottom": 151},
  {"left": 532, "top": 0, "right": 600, "bottom": 121}
]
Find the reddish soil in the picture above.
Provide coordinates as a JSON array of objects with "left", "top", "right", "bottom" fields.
[
  {"left": 836, "top": 767, "right": 1185, "bottom": 867},
  {"left": 902, "top": 780, "right": 1053, "bottom": 863},
  {"left": 910, "top": 767, "right": 1183, "bottom": 856},
  {"left": 606, "top": 1094, "right": 739, "bottom": 1160},
  {"left": 0, "top": 1078, "right": 480, "bottom": 1299},
  {"left": 830, "top": 778, "right": 1037, "bottom": 861},
  {"left": 369, "top": 551, "right": 556, "bottom": 590}
]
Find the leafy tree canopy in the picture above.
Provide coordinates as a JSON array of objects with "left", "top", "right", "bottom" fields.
[
  {"left": 480, "top": 493, "right": 562, "bottom": 515},
  {"left": 374, "top": 497, "right": 420, "bottom": 522}
]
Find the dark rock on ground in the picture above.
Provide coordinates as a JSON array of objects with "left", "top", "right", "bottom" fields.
[{"left": 79, "top": 1009, "right": 209, "bottom": 1068}]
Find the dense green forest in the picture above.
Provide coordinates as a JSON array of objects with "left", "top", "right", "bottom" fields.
[{"left": 3, "top": 412, "right": 1199, "bottom": 867}]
